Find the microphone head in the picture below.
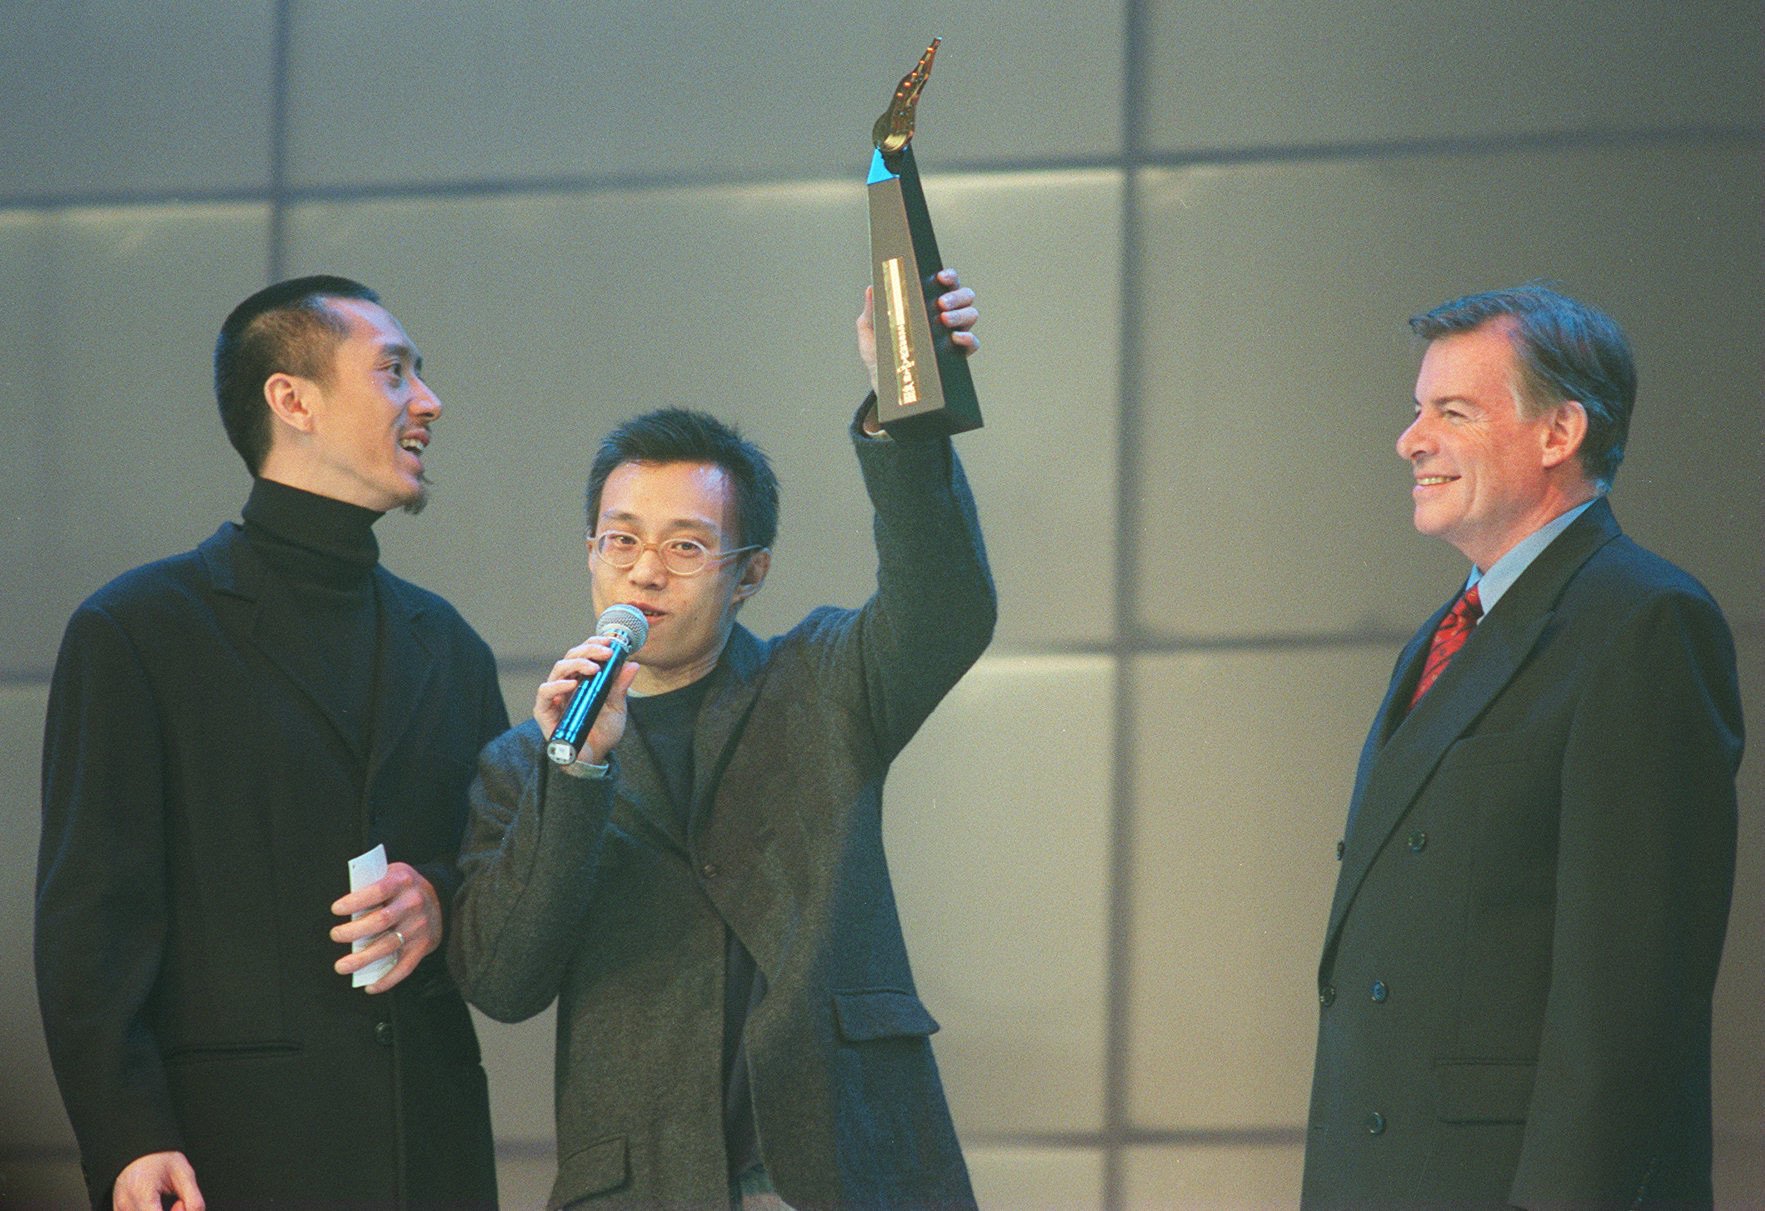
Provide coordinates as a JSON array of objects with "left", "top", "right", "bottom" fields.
[{"left": 596, "top": 603, "right": 649, "bottom": 652}]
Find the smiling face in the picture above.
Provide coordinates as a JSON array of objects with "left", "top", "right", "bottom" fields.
[
  {"left": 589, "top": 460, "right": 769, "bottom": 694},
  {"left": 259, "top": 298, "right": 440, "bottom": 513},
  {"left": 1397, "top": 319, "right": 1594, "bottom": 569}
]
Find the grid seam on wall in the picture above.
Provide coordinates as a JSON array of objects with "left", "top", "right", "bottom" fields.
[
  {"left": 1100, "top": 0, "right": 1151, "bottom": 1204},
  {"left": 5, "top": 123, "right": 1762, "bottom": 223},
  {"left": 265, "top": 0, "right": 293, "bottom": 282},
  {"left": 1, "top": 126, "right": 1758, "bottom": 214}
]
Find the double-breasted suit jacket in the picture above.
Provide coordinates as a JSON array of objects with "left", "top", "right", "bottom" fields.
[
  {"left": 37, "top": 520, "right": 508, "bottom": 1208},
  {"left": 1303, "top": 499, "right": 1742, "bottom": 1210}
]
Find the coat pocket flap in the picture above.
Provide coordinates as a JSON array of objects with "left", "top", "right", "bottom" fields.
[
  {"left": 553, "top": 1135, "right": 628, "bottom": 1207},
  {"left": 833, "top": 989, "right": 941, "bottom": 1042},
  {"left": 1432, "top": 1059, "right": 1535, "bottom": 1123}
]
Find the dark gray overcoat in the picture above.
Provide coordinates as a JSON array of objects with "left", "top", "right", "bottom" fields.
[{"left": 451, "top": 424, "right": 995, "bottom": 1209}]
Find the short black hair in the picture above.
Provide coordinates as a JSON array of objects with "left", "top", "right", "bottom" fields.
[
  {"left": 586, "top": 408, "right": 779, "bottom": 550},
  {"left": 1410, "top": 283, "right": 1635, "bottom": 488},
  {"left": 214, "top": 275, "right": 381, "bottom": 474}
]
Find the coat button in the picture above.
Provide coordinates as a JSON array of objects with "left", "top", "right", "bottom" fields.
[
  {"left": 1407, "top": 830, "right": 1428, "bottom": 853},
  {"left": 1319, "top": 985, "right": 1336, "bottom": 1006},
  {"left": 1366, "top": 1111, "right": 1386, "bottom": 1135},
  {"left": 1335, "top": 839, "right": 1345, "bottom": 860},
  {"left": 1370, "top": 980, "right": 1389, "bottom": 1003},
  {"left": 700, "top": 862, "right": 719, "bottom": 880},
  {"left": 373, "top": 1020, "right": 394, "bottom": 1047}
]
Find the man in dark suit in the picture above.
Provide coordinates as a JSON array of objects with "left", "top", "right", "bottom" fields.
[
  {"left": 1302, "top": 285, "right": 1743, "bottom": 1210},
  {"left": 36, "top": 276, "right": 506, "bottom": 1210},
  {"left": 450, "top": 272, "right": 992, "bottom": 1209}
]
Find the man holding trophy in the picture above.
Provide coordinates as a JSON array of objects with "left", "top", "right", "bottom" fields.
[{"left": 449, "top": 45, "right": 993, "bottom": 1209}]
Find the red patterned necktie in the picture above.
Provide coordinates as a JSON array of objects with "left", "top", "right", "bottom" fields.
[{"left": 1409, "top": 584, "right": 1483, "bottom": 706}]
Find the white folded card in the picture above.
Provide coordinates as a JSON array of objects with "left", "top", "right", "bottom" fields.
[{"left": 347, "top": 843, "right": 396, "bottom": 989}]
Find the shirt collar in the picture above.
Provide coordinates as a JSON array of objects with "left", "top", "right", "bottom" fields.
[{"left": 1465, "top": 497, "right": 1599, "bottom": 612}]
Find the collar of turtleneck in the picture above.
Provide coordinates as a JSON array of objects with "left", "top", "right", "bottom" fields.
[{"left": 241, "top": 477, "right": 382, "bottom": 591}]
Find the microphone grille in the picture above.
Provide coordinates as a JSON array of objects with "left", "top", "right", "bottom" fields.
[{"left": 596, "top": 603, "right": 649, "bottom": 651}]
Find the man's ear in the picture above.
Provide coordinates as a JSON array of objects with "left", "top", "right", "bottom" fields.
[
  {"left": 1540, "top": 399, "right": 1589, "bottom": 471},
  {"left": 263, "top": 372, "right": 318, "bottom": 435},
  {"left": 732, "top": 549, "right": 771, "bottom": 604}
]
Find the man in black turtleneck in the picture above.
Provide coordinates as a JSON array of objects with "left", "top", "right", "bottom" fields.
[{"left": 36, "top": 276, "right": 507, "bottom": 1211}]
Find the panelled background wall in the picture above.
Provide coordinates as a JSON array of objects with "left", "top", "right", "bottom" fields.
[{"left": 1, "top": 3, "right": 1759, "bottom": 1207}]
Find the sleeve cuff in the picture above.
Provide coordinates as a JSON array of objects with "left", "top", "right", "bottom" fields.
[{"left": 557, "top": 753, "right": 614, "bottom": 780}]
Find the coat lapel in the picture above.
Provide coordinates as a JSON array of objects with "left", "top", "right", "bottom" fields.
[
  {"left": 364, "top": 571, "right": 438, "bottom": 793},
  {"left": 688, "top": 625, "right": 768, "bottom": 840},
  {"left": 603, "top": 626, "right": 767, "bottom": 854},
  {"left": 610, "top": 719, "right": 683, "bottom": 852},
  {"left": 202, "top": 524, "right": 368, "bottom": 760},
  {"left": 1325, "top": 500, "right": 1624, "bottom": 958},
  {"left": 603, "top": 632, "right": 768, "bottom": 855}
]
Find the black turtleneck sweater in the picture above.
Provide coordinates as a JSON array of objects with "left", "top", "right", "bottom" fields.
[{"left": 240, "top": 477, "right": 383, "bottom": 759}]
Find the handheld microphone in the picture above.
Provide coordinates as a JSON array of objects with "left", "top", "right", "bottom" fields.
[{"left": 546, "top": 604, "right": 649, "bottom": 767}]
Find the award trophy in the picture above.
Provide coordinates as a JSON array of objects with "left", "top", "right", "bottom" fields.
[{"left": 868, "top": 38, "right": 982, "bottom": 437}]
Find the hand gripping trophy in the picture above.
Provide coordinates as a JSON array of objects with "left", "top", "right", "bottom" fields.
[{"left": 867, "top": 38, "right": 983, "bottom": 437}]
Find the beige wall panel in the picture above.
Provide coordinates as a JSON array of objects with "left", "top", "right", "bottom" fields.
[
  {"left": 0, "top": 684, "right": 76, "bottom": 1152},
  {"left": 475, "top": 1002, "right": 557, "bottom": 1143},
  {"left": 0, "top": 212, "right": 58, "bottom": 676},
  {"left": 1593, "top": 161, "right": 1763, "bottom": 630},
  {"left": 1140, "top": 0, "right": 1761, "bottom": 154},
  {"left": 964, "top": 1143, "right": 1106, "bottom": 1210},
  {"left": 0, "top": 205, "right": 271, "bottom": 679},
  {"left": 1717, "top": 1125, "right": 1764, "bottom": 1211},
  {"left": 283, "top": 171, "right": 1118, "bottom": 658},
  {"left": 1126, "top": 646, "right": 1394, "bottom": 1130},
  {"left": 886, "top": 656, "right": 1115, "bottom": 1135},
  {"left": 1122, "top": 1139, "right": 1304, "bottom": 1210},
  {"left": 1132, "top": 141, "right": 1761, "bottom": 641},
  {"left": 914, "top": 170, "right": 1124, "bottom": 650},
  {"left": 1713, "top": 632, "right": 1764, "bottom": 1202},
  {"left": 283, "top": 1, "right": 1125, "bottom": 191},
  {"left": 492, "top": 1150, "right": 561, "bottom": 1210},
  {"left": 0, "top": 2, "right": 277, "bottom": 200}
]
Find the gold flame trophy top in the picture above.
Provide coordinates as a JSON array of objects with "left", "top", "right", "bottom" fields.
[{"left": 872, "top": 38, "right": 940, "bottom": 155}]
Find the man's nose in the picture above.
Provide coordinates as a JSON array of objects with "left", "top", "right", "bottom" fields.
[
  {"left": 410, "top": 374, "right": 442, "bottom": 420},
  {"left": 1397, "top": 414, "right": 1428, "bottom": 461},
  {"left": 627, "top": 546, "right": 669, "bottom": 582}
]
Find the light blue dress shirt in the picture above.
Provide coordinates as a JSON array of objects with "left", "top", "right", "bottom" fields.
[{"left": 1464, "top": 497, "right": 1599, "bottom": 613}]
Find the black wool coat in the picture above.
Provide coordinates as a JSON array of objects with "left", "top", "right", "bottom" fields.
[{"left": 37, "top": 520, "right": 509, "bottom": 1209}]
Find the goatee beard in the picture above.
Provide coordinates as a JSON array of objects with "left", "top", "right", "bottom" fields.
[{"left": 401, "top": 474, "right": 430, "bottom": 516}]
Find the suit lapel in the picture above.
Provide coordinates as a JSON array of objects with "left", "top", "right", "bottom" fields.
[
  {"left": 1376, "top": 604, "right": 1445, "bottom": 752},
  {"left": 1337, "top": 605, "right": 1440, "bottom": 850},
  {"left": 1325, "top": 500, "right": 1624, "bottom": 957}
]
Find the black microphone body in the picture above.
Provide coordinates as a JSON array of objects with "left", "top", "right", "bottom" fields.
[{"left": 546, "top": 605, "right": 648, "bottom": 767}]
